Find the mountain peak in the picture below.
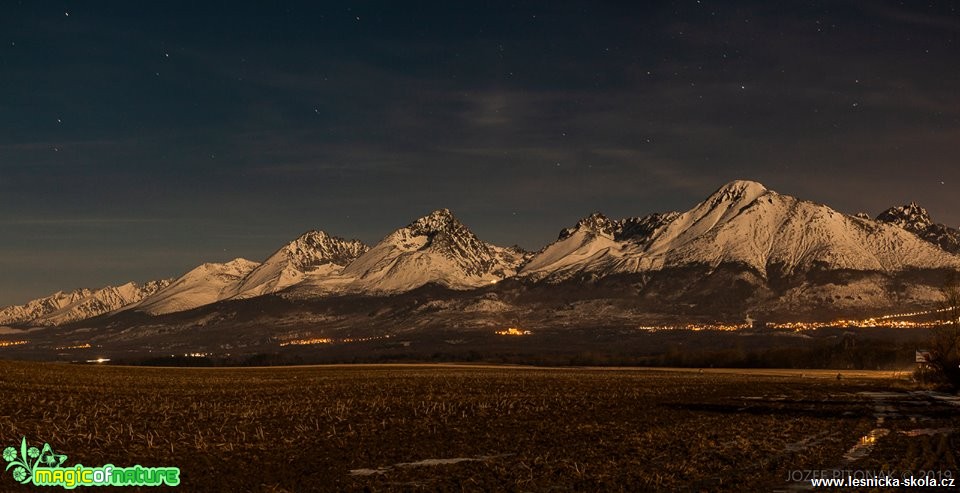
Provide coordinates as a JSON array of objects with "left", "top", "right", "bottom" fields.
[
  {"left": 226, "top": 257, "right": 256, "bottom": 266},
  {"left": 877, "top": 202, "right": 932, "bottom": 229},
  {"left": 297, "top": 230, "right": 330, "bottom": 241},
  {"left": 185, "top": 258, "right": 260, "bottom": 282},
  {"left": 559, "top": 212, "right": 617, "bottom": 240},
  {"left": 129, "top": 259, "right": 260, "bottom": 315},
  {"left": 230, "top": 229, "right": 367, "bottom": 299},
  {"left": 408, "top": 208, "right": 462, "bottom": 235},
  {"left": 711, "top": 180, "right": 768, "bottom": 201},
  {"left": 214, "top": 258, "right": 258, "bottom": 271},
  {"left": 338, "top": 208, "right": 528, "bottom": 291},
  {"left": 578, "top": 211, "right": 612, "bottom": 226},
  {"left": 689, "top": 180, "right": 772, "bottom": 224},
  {"left": 282, "top": 230, "right": 367, "bottom": 264}
]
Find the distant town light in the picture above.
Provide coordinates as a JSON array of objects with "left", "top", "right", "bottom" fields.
[
  {"left": 496, "top": 327, "right": 532, "bottom": 336},
  {"left": 55, "top": 343, "right": 92, "bottom": 350},
  {"left": 279, "top": 337, "right": 333, "bottom": 347}
]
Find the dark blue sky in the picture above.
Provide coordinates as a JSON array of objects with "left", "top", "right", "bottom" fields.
[{"left": 1, "top": 1, "right": 958, "bottom": 305}]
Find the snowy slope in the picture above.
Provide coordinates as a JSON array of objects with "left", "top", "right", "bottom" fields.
[
  {"left": 230, "top": 231, "right": 367, "bottom": 298},
  {"left": 127, "top": 258, "right": 259, "bottom": 315},
  {"left": 522, "top": 180, "right": 960, "bottom": 282},
  {"left": 324, "top": 209, "right": 528, "bottom": 293},
  {"left": 520, "top": 212, "right": 678, "bottom": 281},
  {"left": 0, "top": 280, "right": 171, "bottom": 326}
]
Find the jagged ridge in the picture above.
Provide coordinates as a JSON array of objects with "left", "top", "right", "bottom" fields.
[
  {"left": 877, "top": 202, "right": 960, "bottom": 254},
  {"left": 4, "top": 181, "right": 960, "bottom": 326},
  {"left": 0, "top": 280, "right": 171, "bottom": 326},
  {"left": 522, "top": 180, "right": 960, "bottom": 282}
]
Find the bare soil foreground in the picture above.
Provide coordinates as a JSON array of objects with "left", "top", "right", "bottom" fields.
[{"left": 0, "top": 362, "right": 957, "bottom": 492}]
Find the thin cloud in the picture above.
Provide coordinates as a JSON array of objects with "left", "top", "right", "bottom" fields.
[{"left": 855, "top": 1, "right": 960, "bottom": 31}]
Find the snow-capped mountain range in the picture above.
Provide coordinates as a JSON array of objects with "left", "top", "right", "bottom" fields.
[
  {"left": 521, "top": 180, "right": 960, "bottom": 282},
  {"left": 294, "top": 209, "right": 530, "bottom": 295},
  {"left": 0, "top": 281, "right": 170, "bottom": 326},
  {"left": 2, "top": 180, "right": 959, "bottom": 327}
]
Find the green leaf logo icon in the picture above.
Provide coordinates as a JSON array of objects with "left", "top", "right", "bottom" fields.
[{"left": 4, "top": 438, "right": 67, "bottom": 485}]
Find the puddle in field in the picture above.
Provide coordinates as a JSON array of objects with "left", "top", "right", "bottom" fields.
[
  {"left": 350, "top": 454, "right": 512, "bottom": 476},
  {"left": 874, "top": 404, "right": 899, "bottom": 425},
  {"left": 900, "top": 427, "right": 955, "bottom": 437},
  {"left": 779, "top": 391, "right": 956, "bottom": 492},
  {"left": 922, "top": 392, "right": 960, "bottom": 406},
  {"left": 837, "top": 391, "right": 898, "bottom": 462},
  {"left": 842, "top": 429, "right": 890, "bottom": 463},
  {"left": 857, "top": 391, "right": 908, "bottom": 399}
]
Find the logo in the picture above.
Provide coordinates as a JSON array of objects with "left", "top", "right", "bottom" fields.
[{"left": 3, "top": 437, "right": 179, "bottom": 489}]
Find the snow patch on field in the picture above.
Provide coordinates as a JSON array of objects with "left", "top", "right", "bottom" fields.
[{"left": 350, "top": 454, "right": 512, "bottom": 476}]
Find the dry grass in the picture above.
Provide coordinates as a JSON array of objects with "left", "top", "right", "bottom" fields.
[{"left": 0, "top": 362, "right": 954, "bottom": 491}]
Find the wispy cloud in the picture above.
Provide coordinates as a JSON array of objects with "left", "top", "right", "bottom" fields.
[{"left": 854, "top": 1, "right": 960, "bottom": 31}]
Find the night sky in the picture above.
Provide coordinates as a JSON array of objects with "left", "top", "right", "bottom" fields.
[{"left": 1, "top": 1, "right": 958, "bottom": 305}]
